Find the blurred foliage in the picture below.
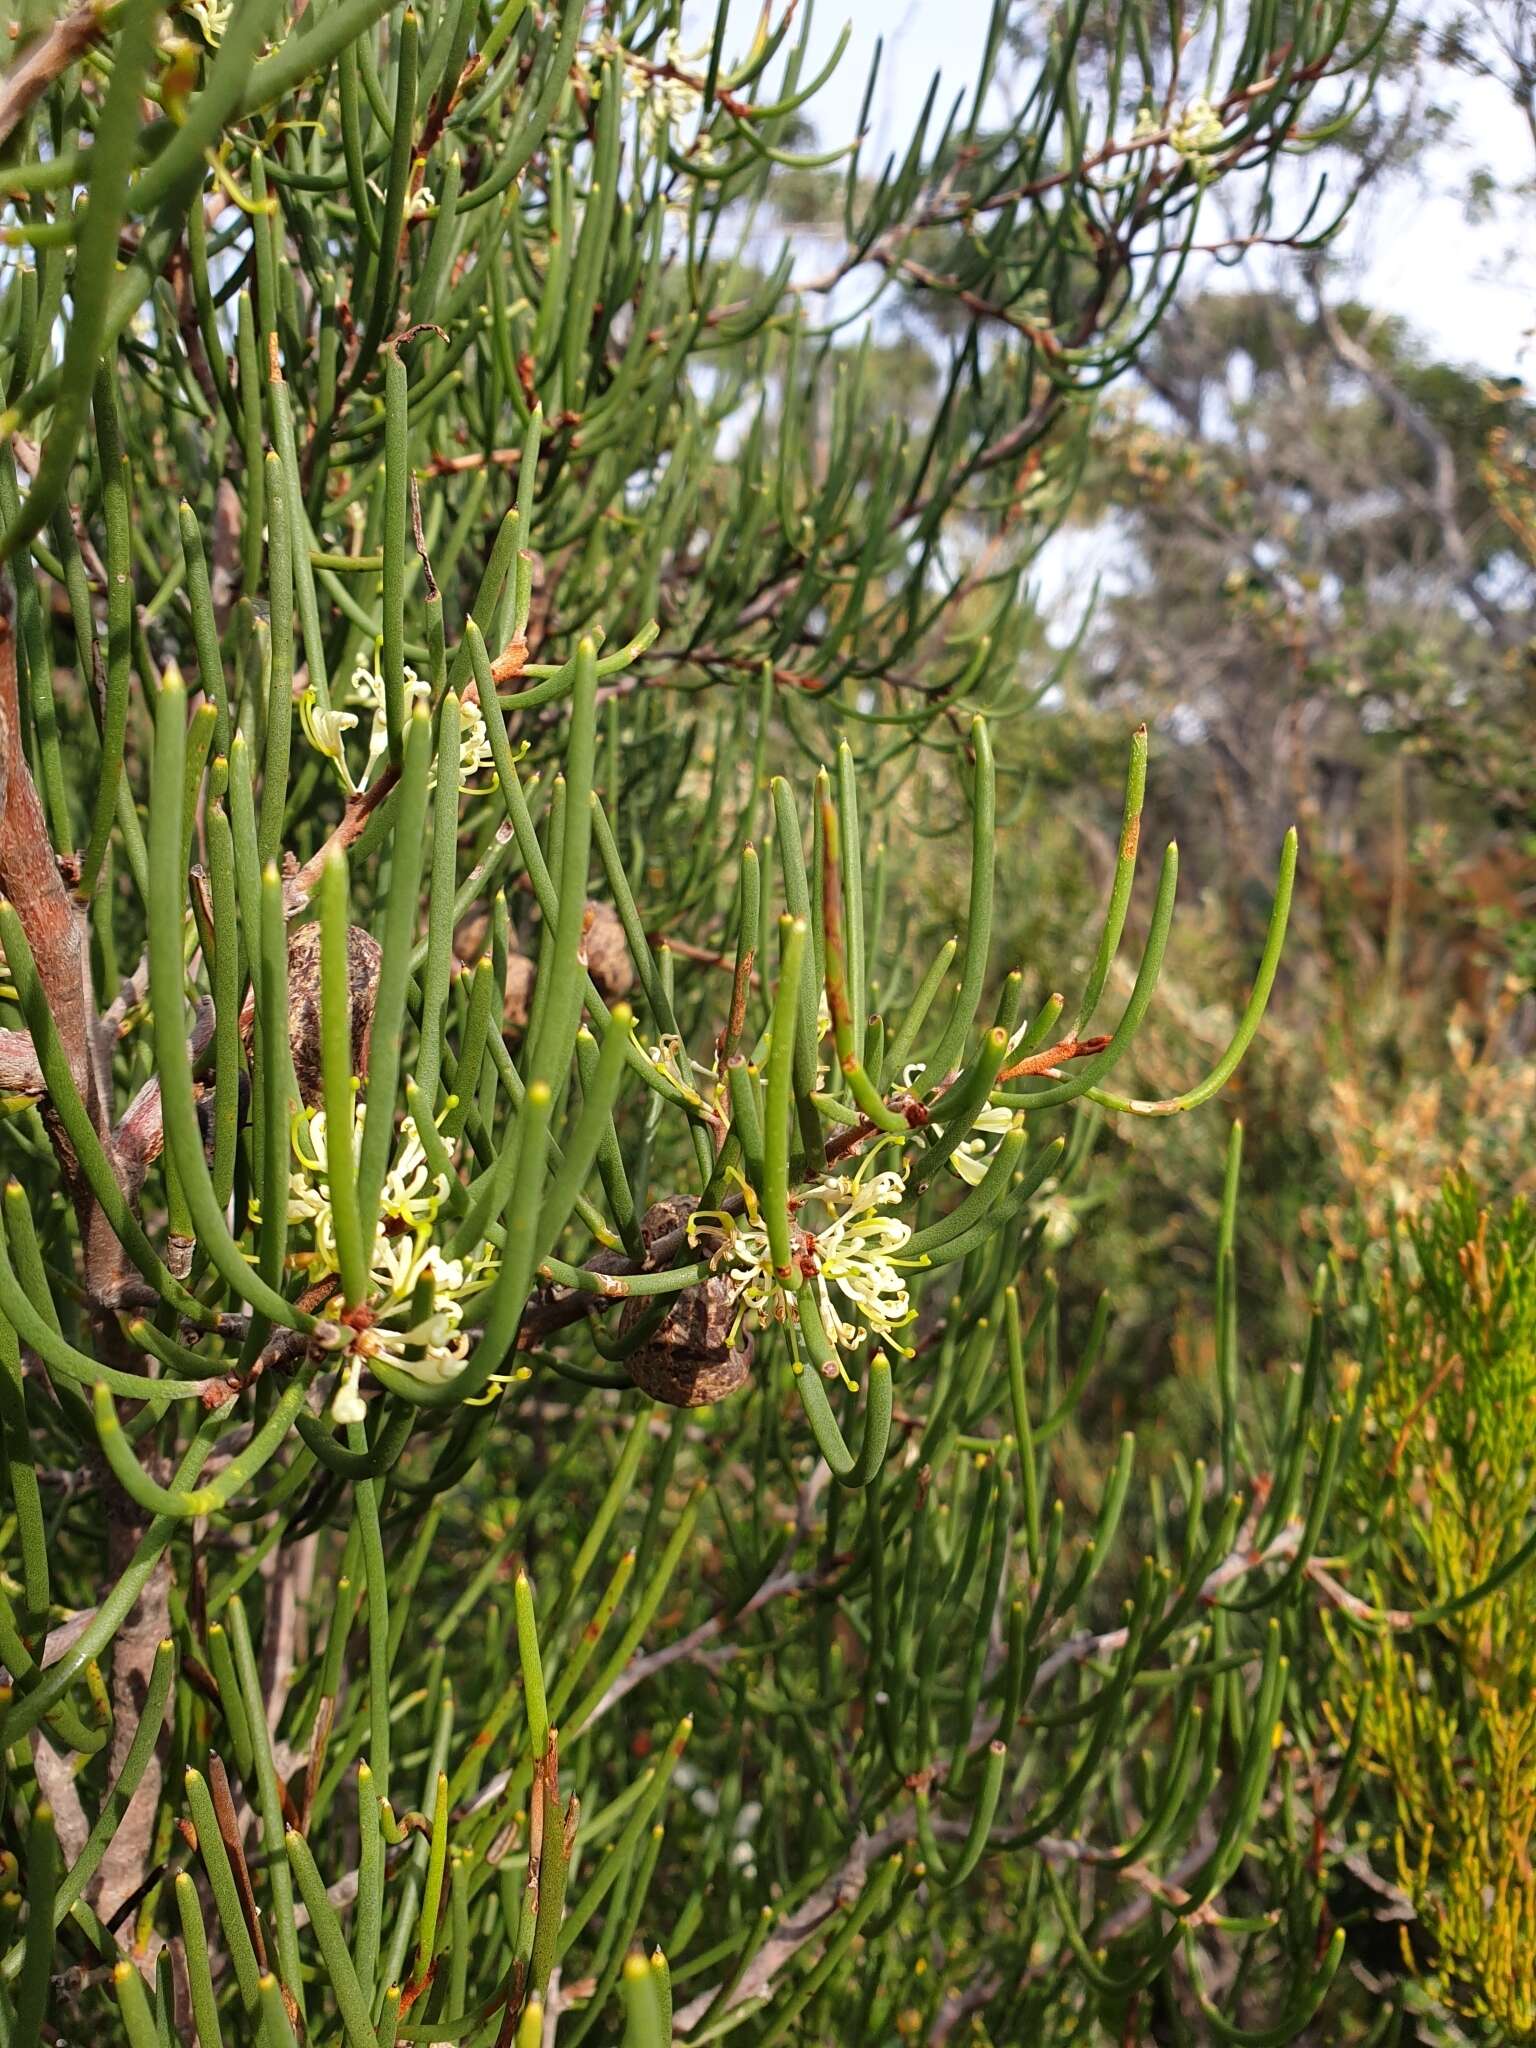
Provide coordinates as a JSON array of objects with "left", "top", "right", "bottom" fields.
[{"left": 1328, "top": 1182, "right": 1536, "bottom": 2041}]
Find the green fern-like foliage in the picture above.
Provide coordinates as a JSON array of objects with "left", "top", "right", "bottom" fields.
[{"left": 1328, "top": 1183, "right": 1536, "bottom": 2041}]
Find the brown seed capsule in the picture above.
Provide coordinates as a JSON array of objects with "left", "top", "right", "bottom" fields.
[
  {"left": 459, "top": 901, "right": 630, "bottom": 1029},
  {"left": 243, "top": 922, "right": 382, "bottom": 1105},
  {"left": 504, "top": 951, "right": 536, "bottom": 1030},
  {"left": 500, "top": 902, "right": 629, "bottom": 1032},
  {"left": 453, "top": 908, "right": 490, "bottom": 964},
  {"left": 583, "top": 900, "right": 633, "bottom": 1001},
  {"left": 619, "top": 1194, "right": 752, "bottom": 1407}
]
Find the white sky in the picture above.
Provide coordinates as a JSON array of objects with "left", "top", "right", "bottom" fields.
[
  {"left": 695, "top": 0, "right": 1536, "bottom": 632},
  {"left": 771, "top": 0, "right": 1536, "bottom": 374}
]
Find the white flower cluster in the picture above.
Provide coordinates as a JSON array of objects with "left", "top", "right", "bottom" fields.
[
  {"left": 1134, "top": 96, "right": 1226, "bottom": 181},
  {"left": 589, "top": 28, "right": 718, "bottom": 160},
  {"left": 300, "top": 659, "right": 494, "bottom": 798},
  {"left": 286, "top": 1100, "right": 500, "bottom": 1423},
  {"left": 690, "top": 1151, "right": 919, "bottom": 1386},
  {"left": 185, "top": 0, "right": 233, "bottom": 44},
  {"left": 1169, "top": 97, "right": 1226, "bottom": 174}
]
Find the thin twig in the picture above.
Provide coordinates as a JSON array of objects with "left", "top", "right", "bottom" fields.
[{"left": 0, "top": 3, "right": 104, "bottom": 153}]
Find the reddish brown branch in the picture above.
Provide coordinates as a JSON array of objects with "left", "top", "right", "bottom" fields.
[
  {"left": 0, "top": 4, "right": 104, "bottom": 153},
  {"left": 282, "top": 766, "right": 401, "bottom": 915}
]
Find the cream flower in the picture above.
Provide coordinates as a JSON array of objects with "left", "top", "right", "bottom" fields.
[
  {"left": 615, "top": 29, "right": 709, "bottom": 152},
  {"left": 1131, "top": 97, "right": 1226, "bottom": 181},
  {"left": 800, "top": 1164, "right": 917, "bottom": 1357},
  {"left": 357, "top": 1235, "right": 497, "bottom": 1385},
  {"left": 690, "top": 1151, "right": 920, "bottom": 1386},
  {"left": 298, "top": 692, "right": 359, "bottom": 784},
  {"left": 645, "top": 1034, "right": 724, "bottom": 1115},
  {"left": 284, "top": 1099, "right": 501, "bottom": 1420},
  {"left": 350, "top": 658, "right": 402, "bottom": 792},
  {"left": 286, "top": 1101, "right": 351, "bottom": 1276},
  {"left": 946, "top": 1101, "right": 1020, "bottom": 1187},
  {"left": 689, "top": 1192, "right": 784, "bottom": 1333},
  {"left": 378, "top": 1112, "right": 446, "bottom": 1232},
  {"left": 900, "top": 1062, "right": 1019, "bottom": 1185},
  {"left": 301, "top": 659, "right": 496, "bottom": 797},
  {"left": 331, "top": 1356, "right": 367, "bottom": 1426},
  {"left": 297, "top": 661, "right": 395, "bottom": 797},
  {"left": 455, "top": 690, "right": 495, "bottom": 788},
  {"left": 185, "top": 0, "right": 233, "bottom": 43},
  {"left": 1168, "top": 96, "right": 1225, "bottom": 178}
]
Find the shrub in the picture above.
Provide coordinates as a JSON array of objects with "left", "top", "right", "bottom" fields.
[
  {"left": 1327, "top": 1181, "right": 1536, "bottom": 2041},
  {"left": 0, "top": 4, "right": 1396, "bottom": 2043}
]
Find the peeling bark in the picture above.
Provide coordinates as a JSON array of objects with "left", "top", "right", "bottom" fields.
[{"left": 90, "top": 1491, "right": 172, "bottom": 1930}]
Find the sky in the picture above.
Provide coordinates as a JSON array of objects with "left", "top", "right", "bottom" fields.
[
  {"left": 738, "top": 0, "right": 1536, "bottom": 375},
  {"left": 680, "top": 0, "right": 1536, "bottom": 630}
]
